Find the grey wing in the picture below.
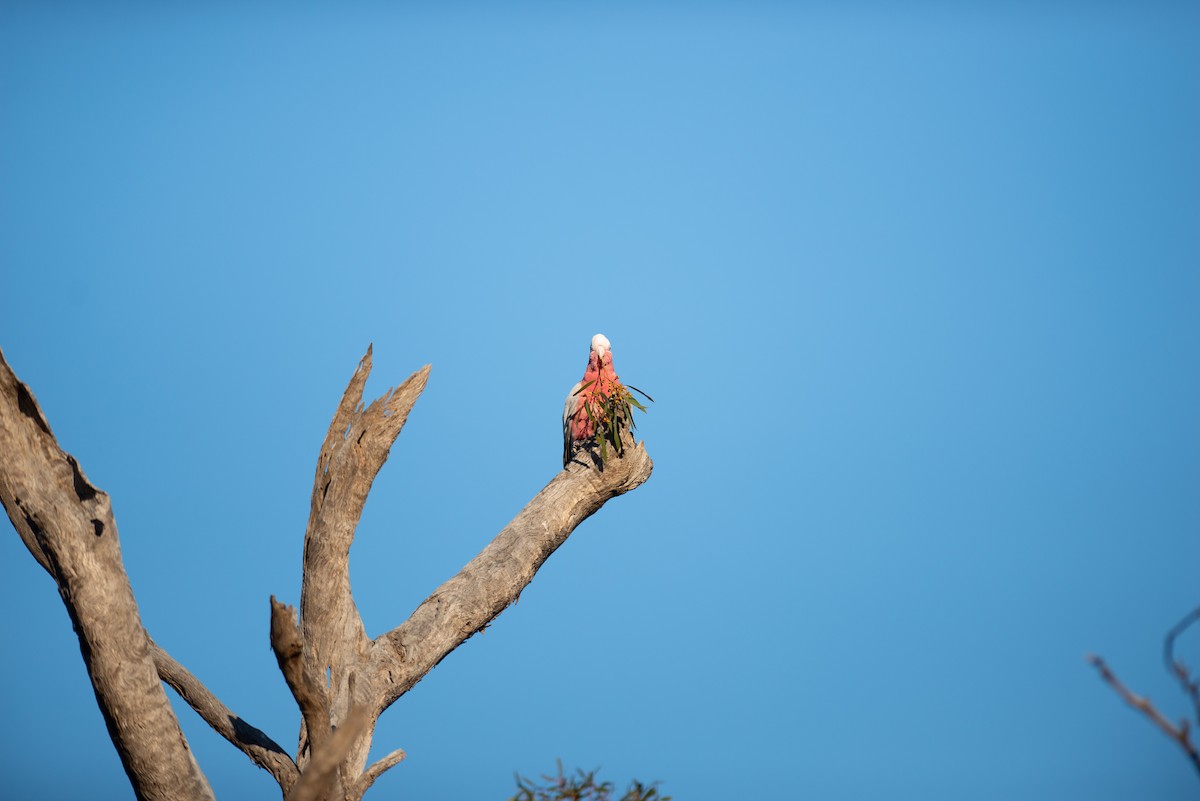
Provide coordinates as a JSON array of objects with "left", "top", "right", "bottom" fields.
[{"left": 562, "top": 381, "right": 582, "bottom": 467}]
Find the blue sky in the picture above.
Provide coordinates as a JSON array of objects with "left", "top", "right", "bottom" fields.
[{"left": 2, "top": 2, "right": 1198, "bottom": 799}]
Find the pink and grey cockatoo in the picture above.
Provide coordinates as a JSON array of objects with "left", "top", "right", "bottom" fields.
[{"left": 563, "top": 333, "right": 621, "bottom": 467}]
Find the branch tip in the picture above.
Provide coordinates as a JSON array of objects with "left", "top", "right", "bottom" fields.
[
  {"left": 355, "top": 747, "right": 407, "bottom": 800},
  {"left": 1090, "top": 650, "right": 1200, "bottom": 775}
]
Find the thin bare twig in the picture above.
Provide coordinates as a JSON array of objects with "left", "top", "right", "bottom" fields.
[
  {"left": 1164, "top": 606, "right": 1200, "bottom": 727},
  {"left": 151, "top": 638, "right": 299, "bottom": 793},
  {"left": 1087, "top": 653, "right": 1200, "bottom": 775},
  {"left": 353, "top": 748, "right": 407, "bottom": 801}
]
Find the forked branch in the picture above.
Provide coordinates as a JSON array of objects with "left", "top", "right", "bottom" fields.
[
  {"left": 1088, "top": 653, "right": 1200, "bottom": 775},
  {"left": 299, "top": 346, "right": 430, "bottom": 723},
  {"left": 1165, "top": 606, "right": 1200, "bottom": 727}
]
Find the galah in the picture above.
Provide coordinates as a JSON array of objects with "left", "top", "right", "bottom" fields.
[{"left": 563, "top": 333, "right": 643, "bottom": 468}]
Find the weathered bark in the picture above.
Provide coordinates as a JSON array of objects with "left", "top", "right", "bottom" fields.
[
  {"left": 2, "top": 343, "right": 653, "bottom": 801},
  {"left": 294, "top": 347, "right": 429, "bottom": 789},
  {"left": 271, "top": 597, "right": 335, "bottom": 761},
  {"left": 0, "top": 347, "right": 216, "bottom": 801}
]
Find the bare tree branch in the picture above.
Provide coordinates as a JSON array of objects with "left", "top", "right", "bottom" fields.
[
  {"left": 300, "top": 347, "right": 429, "bottom": 697},
  {"left": 353, "top": 748, "right": 407, "bottom": 801},
  {"left": 0, "top": 346, "right": 216, "bottom": 801},
  {"left": 371, "top": 430, "right": 654, "bottom": 710},
  {"left": 1088, "top": 653, "right": 1200, "bottom": 775},
  {"left": 1164, "top": 606, "right": 1200, "bottom": 727},
  {"left": 294, "top": 346, "right": 430, "bottom": 785},
  {"left": 150, "top": 637, "right": 299, "bottom": 794}
]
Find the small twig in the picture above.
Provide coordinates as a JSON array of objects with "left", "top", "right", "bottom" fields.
[
  {"left": 353, "top": 747, "right": 407, "bottom": 801},
  {"left": 1088, "top": 653, "right": 1200, "bottom": 775},
  {"left": 1164, "top": 606, "right": 1200, "bottom": 727}
]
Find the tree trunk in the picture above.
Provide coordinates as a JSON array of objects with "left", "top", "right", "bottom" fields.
[{"left": 0, "top": 348, "right": 215, "bottom": 801}]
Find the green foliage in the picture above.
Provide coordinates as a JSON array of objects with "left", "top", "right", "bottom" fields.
[
  {"left": 576, "top": 380, "right": 654, "bottom": 465},
  {"left": 510, "top": 760, "right": 670, "bottom": 801}
]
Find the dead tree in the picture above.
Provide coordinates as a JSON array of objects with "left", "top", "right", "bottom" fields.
[{"left": 0, "top": 345, "right": 653, "bottom": 801}]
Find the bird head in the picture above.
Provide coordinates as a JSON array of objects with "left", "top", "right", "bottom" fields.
[{"left": 590, "top": 333, "right": 611, "bottom": 362}]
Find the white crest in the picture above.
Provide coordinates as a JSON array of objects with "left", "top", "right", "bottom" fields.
[{"left": 590, "top": 333, "right": 611, "bottom": 358}]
